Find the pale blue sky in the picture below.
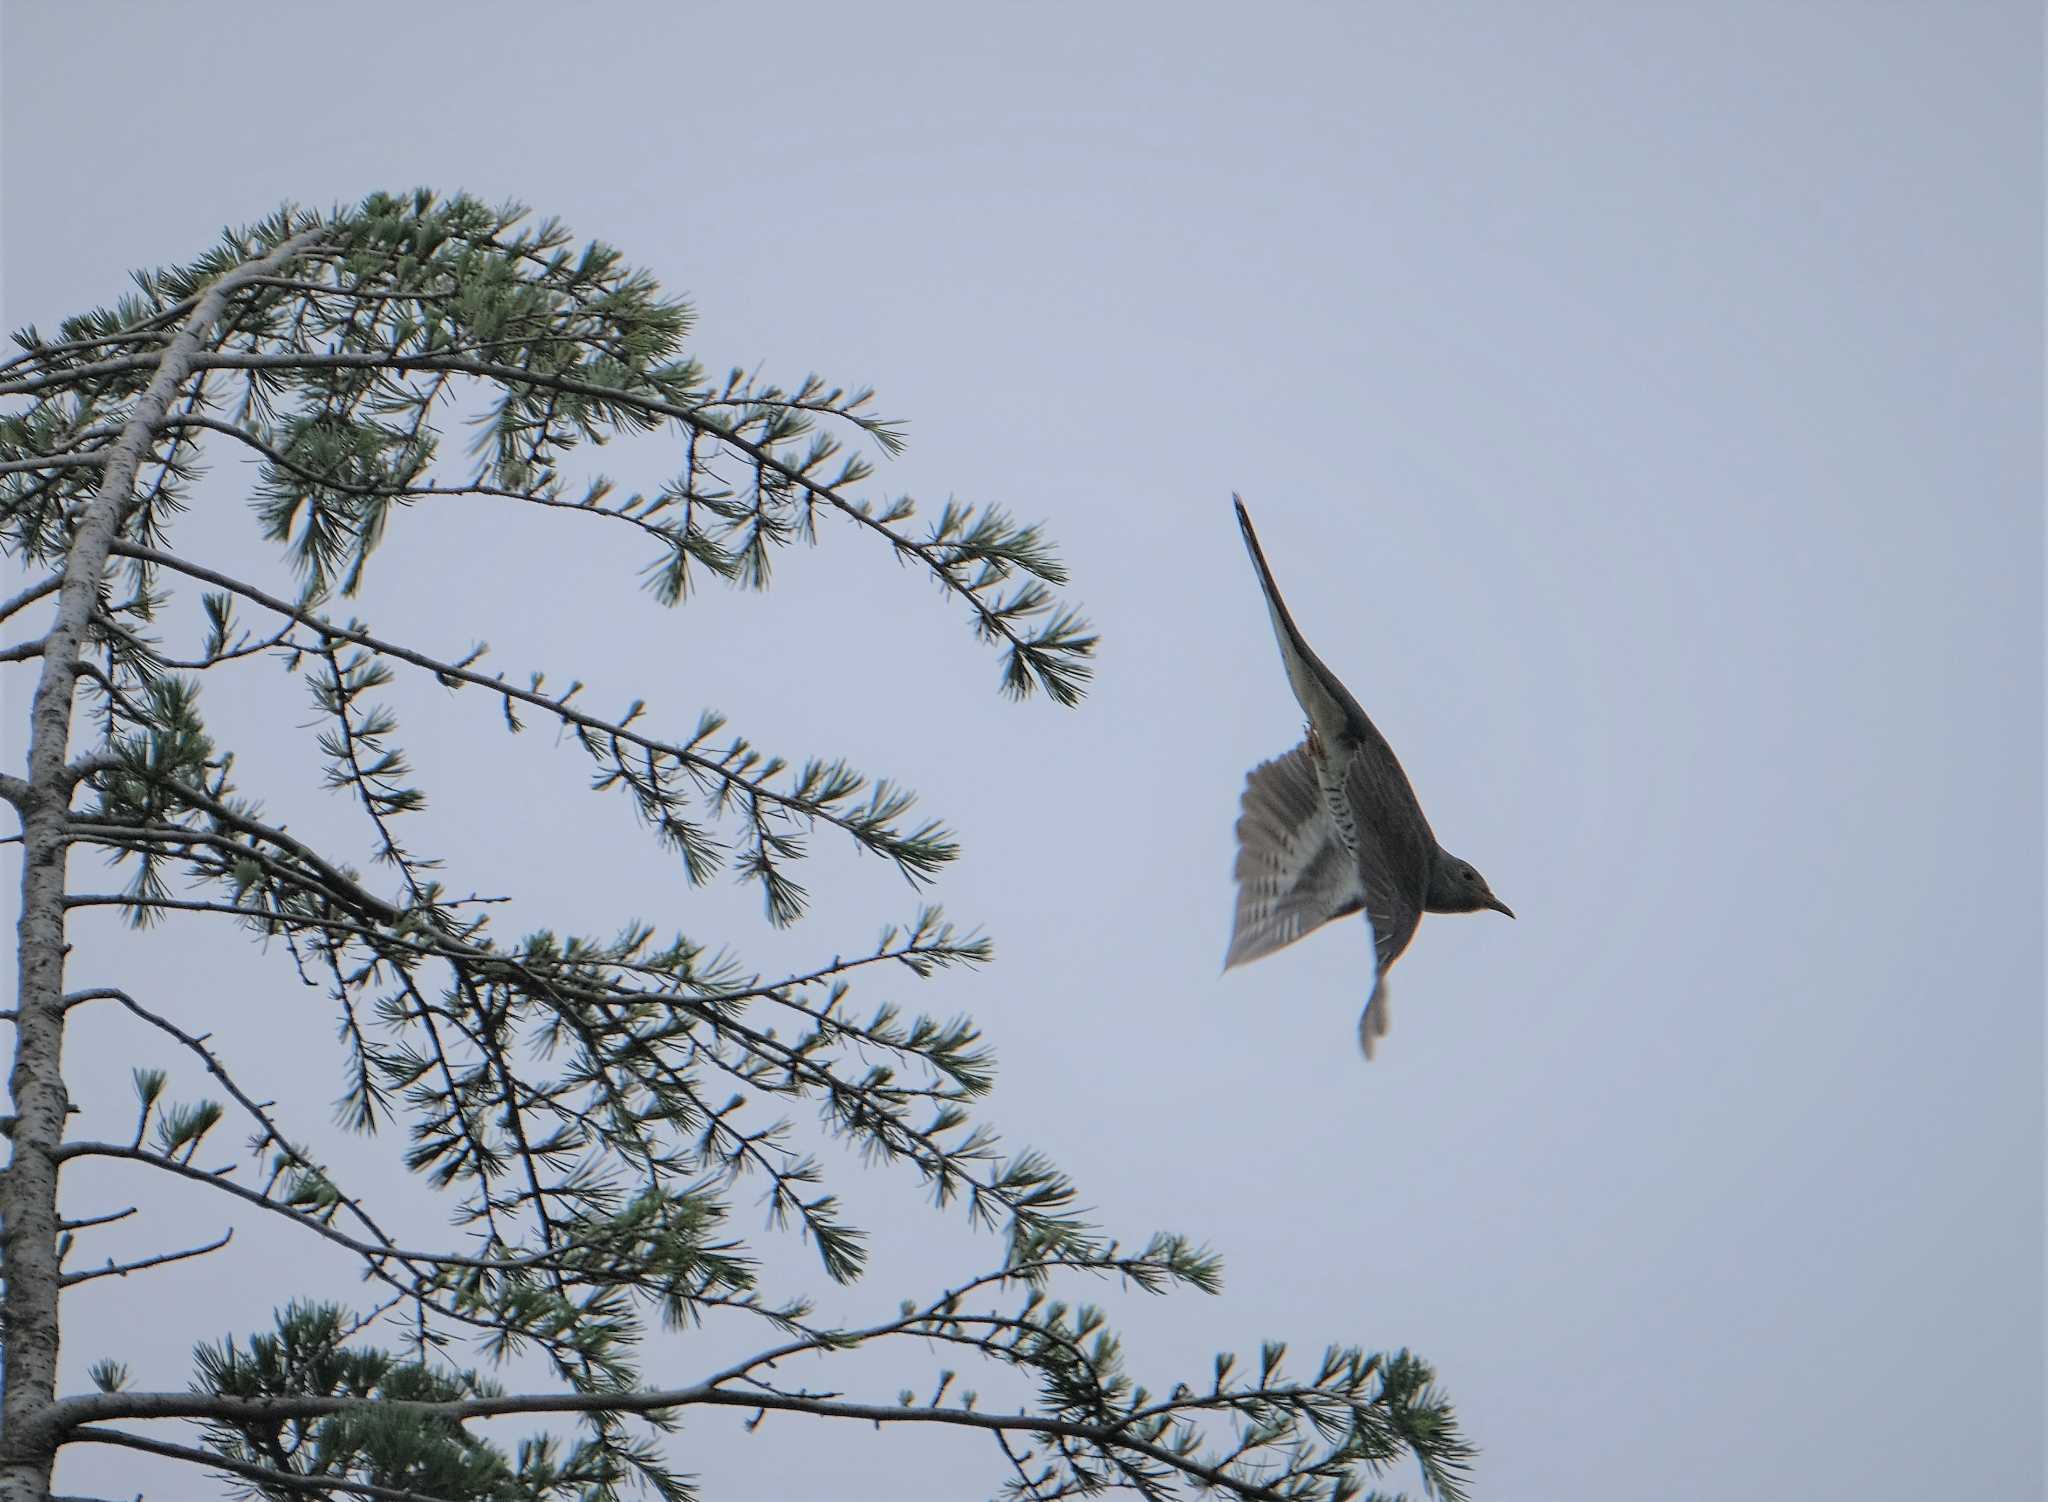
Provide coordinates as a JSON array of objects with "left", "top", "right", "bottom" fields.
[{"left": 3, "top": 4, "right": 2041, "bottom": 1500}]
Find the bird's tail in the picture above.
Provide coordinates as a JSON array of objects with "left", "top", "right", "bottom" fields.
[{"left": 1357, "top": 981, "right": 1391, "bottom": 1062}]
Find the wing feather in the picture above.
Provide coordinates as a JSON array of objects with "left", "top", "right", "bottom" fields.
[{"left": 1224, "top": 744, "right": 1367, "bottom": 969}]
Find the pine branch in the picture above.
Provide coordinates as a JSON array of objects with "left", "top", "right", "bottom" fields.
[
  {"left": 9, "top": 346, "right": 1095, "bottom": 702},
  {"left": 103, "top": 541, "right": 957, "bottom": 904},
  {"left": 69, "top": 1427, "right": 467, "bottom": 1502}
]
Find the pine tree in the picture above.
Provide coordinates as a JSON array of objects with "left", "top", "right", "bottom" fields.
[{"left": 0, "top": 191, "right": 1472, "bottom": 1502}]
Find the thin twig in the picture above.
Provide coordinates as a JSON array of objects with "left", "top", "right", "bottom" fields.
[
  {"left": 61, "top": 1227, "right": 232, "bottom": 1287},
  {"left": 59, "top": 1206, "right": 138, "bottom": 1232}
]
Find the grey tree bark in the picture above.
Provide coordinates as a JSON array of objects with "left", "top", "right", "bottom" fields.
[{"left": 0, "top": 227, "right": 325, "bottom": 1502}]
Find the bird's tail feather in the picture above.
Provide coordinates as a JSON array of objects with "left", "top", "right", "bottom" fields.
[{"left": 1357, "top": 981, "right": 1391, "bottom": 1062}]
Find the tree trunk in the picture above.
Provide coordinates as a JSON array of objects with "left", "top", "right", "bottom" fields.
[{"left": 0, "top": 227, "right": 322, "bottom": 1502}]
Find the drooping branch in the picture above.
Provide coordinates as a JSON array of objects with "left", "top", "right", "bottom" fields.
[
  {"left": 7, "top": 345, "right": 1095, "bottom": 702},
  {"left": 103, "top": 539, "right": 959, "bottom": 893}
]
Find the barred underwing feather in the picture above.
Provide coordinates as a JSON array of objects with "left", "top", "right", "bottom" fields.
[{"left": 1223, "top": 743, "right": 1367, "bottom": 970}]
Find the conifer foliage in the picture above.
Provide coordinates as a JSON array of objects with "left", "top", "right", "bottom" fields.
[{"left": 0, "top": 192, "right": 1471, "bottom": 1502}]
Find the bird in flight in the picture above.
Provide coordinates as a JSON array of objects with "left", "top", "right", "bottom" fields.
[{"left": 1225, "top": 496, "right": 1512, "bottom": 1059}]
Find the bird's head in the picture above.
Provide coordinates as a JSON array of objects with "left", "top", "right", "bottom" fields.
[{"left": 1425, "top": 850, "right": 1514, "bottom": 918}]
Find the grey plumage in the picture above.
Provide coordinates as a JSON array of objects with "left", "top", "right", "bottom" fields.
[{"left": 1225, "top": 496, "right": 1511, "bottom": 1059}]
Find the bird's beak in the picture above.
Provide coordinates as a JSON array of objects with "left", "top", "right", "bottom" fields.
[{"left": 1485, "top": 896, "right": 1515, "bottom": 919}]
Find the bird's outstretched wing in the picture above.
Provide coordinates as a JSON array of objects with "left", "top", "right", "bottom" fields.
[
  {"left": 1234, "top": 496, "right": 1373, "bottom": 758},
  {"left": 1225, "top": 742, "right": 1365, "bottom": 969},
  {"left": 1233, "top": 496, "right": 1435, "bottom": 836}
]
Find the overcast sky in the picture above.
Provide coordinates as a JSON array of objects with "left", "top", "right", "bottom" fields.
[{"left": 3, "top": 4, "right": 2041, "bottom": 1500}]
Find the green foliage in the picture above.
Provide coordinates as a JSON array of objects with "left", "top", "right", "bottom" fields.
[
  {"left": 3, "top": 189, "right": 1092, "bottom": 707},
  {"left": 4, "top": 191, "right": 1469, "bottom": 1501},
  {"left": 195, "top": 1304, "right": 683, "bottom": 1502}
]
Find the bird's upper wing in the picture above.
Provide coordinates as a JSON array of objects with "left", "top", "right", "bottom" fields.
[
  {"left": 1233, "top": 497, "right": 1435, "bottom": 843},
  {"left": 1234, "top": 497, "right": 1374, "bottom": 758},
  {"left": 1225, "top": 742, "right": 1365, "bottom": 969}
]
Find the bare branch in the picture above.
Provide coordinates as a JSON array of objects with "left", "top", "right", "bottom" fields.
[
  {"left": 53, "top": 1141, "right": 683, "bottom": 1283},
  {"left": 61, "top": 1227, "right": 232, "bottom": 1287},
  {"left": 0, "top": 452, "right": 107, "bottom": 476},
  {"left": 68, "top": 1427, "right": 465, "bottom": 1502},
  {"left": 62, "top": 984, "right": 429, "bottom": 1261},
  {"left": 58, "top": 1206, "right": 138, "bottom": 1233},
  {"left": 0, "top": 574, "right": 61, "bottom": 624}
]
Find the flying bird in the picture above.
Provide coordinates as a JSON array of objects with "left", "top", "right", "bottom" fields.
[{"left": 1225, "top": 496, "right": 1511, "bottom": 1059}]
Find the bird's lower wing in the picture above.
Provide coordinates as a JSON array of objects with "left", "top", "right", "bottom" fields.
[{"left": 1224, "top": 743, "right": 1369, "bottom": 969}]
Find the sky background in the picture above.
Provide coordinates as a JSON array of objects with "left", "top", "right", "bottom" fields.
[{"left": 3, "top": 4, "right": 2042, "bottom": 1500}]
